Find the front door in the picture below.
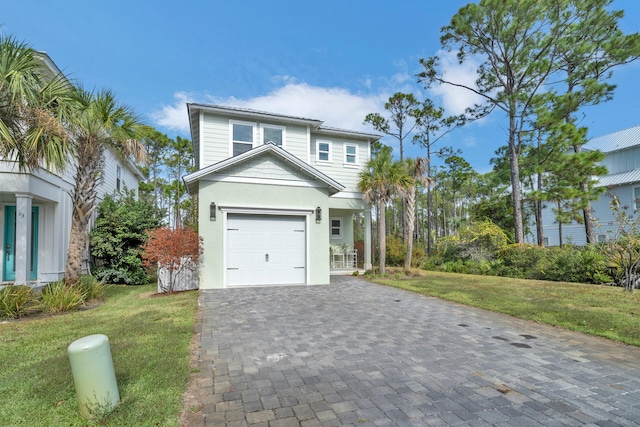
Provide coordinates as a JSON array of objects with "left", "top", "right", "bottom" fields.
[{"left": 3, "top": 206, "right": 39, "bottom": 282}]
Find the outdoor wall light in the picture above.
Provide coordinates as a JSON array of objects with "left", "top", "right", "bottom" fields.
[
  {"left": 315, "top": 206, "right": 322, "bottom": 222},
  {"left": 210, "top": 202, "right": 217, "bottom": 221}
]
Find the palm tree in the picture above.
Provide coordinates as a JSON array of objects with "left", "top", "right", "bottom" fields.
[
  {"left": 403, "top": 157, "right": 430, "bottom": 271},
  {"left": 358, "top": 146, "right": 410, "bottom": 275},
  {"left": 64, "top": 88, "right": 147, "bottom": 285},
  {"left": 0, "top": 35, "right": 74, "bottom": 171}
]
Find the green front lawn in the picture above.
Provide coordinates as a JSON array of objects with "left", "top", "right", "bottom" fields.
[
  {"left": 374, "top": 269, "right": 640, "bottom": 347},
  {"left": 0, "top": 283, "right": 197, "bottom": 426}
]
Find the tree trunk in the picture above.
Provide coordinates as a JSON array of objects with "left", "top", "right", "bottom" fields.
[
  {"left": 558, "top": 201, "right": 563, "bottom": 249},
  {"left": 404, "top": 187, "right": 416, "bottom": 271},
  {"left": 508, "top": 110, "right": 525, "bottom": 244},
  {"left": 581, "top": 180, "right": 596, "bottom": 244},
  {"left": 65, "top": 141, "right": 104, "bottom": 285},
  {"left": 536, "top": 133, "right": 544, "bottom": 246},
  {"left": 378, "top": 199, "right": 386, "bottom": 275},
  {"left": 536, "top": 199, "right": 544, "bottom": 246},
  {"left": 434, "top": 186, "right": 439, "bottom": 242}
]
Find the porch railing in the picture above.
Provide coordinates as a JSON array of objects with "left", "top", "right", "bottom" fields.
[{"left": 330, "top": 244, "right": 358, "bottom": 269}]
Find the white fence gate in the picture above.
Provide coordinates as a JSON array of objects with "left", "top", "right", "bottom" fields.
[{"left": 157, "top": 258, "right": 199, "bottom": 292}]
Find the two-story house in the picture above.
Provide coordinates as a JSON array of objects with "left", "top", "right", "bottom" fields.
[
  {"left": 534, "top": 126, "right": 640, "bottom": 246},
  {"left": 0, "top": 52, "right": 143, "bottom": 285},
  {"left": 183, "top": 104, "right": 379, "bottom": 288}
]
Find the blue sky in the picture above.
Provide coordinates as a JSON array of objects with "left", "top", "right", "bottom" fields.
[{"left": 2, "top": 0, "right": 639, "bottom": 173}]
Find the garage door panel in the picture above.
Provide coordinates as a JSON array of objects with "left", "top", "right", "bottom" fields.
[{"left": 226, "top": 214, "right": 306, "bottom": 286}]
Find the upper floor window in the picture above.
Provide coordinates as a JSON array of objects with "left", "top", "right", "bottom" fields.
[
  {"left": 317, "top": 140, "right": 332, "bottom": 162},
  {"left": 635, "top": 187, "right": 640, "bottom": 210},
  {"left": 344, "top": 144, "right": 358, "bottom": 165},
  {"left": 231, "top": 121, "right": 255, "bottom": 156},
  {"left": 116, "top": 165, "right": 122, "bottom": 191},
  {"left": 261, "top": 125, "right": 285, "bottom": 148}
]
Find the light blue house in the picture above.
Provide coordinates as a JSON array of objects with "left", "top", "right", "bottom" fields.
[
  {"left": 183, "top": 104, "right": 379, "bottom": 288},
  {"left": 534, "top": 126, "right": 640, "bottom": 246}
]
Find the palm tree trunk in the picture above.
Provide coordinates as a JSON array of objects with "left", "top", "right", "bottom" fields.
[
  {"left": 404, "top": 187, "right": 416, "bottom": 271},
  {"left": 378, "top": 199, "right": 386, "bottom": 275},
  {"left": 65, "top": 142, "right": 104, "bottom": 285}
]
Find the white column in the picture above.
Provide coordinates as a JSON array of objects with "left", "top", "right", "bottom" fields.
[
  {"left": 364, "top": 209, "right": 372, "bottom": 270},
  {"left": 14, "top": 194, "right": 33, "bottom": 285}
]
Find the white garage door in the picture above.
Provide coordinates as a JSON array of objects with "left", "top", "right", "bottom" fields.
[{"left": 226, "top": 214, "right": 306, "bottom": 286}]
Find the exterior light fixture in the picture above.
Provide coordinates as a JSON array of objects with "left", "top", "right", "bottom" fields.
[
  {"left": 210, "top": 202, "right": 216, "bottom": 221},
  {"left": 315, "top": 206, "right": 322, "bottom": 222}
]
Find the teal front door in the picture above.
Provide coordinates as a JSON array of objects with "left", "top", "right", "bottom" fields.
[{"left": 3, "top": 206, "right": 39, "bottom": 282}]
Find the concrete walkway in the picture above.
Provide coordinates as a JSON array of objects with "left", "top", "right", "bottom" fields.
[{"left": 184, "top": 276, "right": 640, "bottom": 426}]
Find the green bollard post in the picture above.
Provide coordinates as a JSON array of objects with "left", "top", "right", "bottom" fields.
[{"left": 67, "top": 334, "right": 120, "bottom": 419}]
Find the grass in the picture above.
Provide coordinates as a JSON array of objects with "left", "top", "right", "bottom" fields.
[
  {"left": 0, "top": 282, "right": 197, "bottom": 426},
  {"left": 373, "top": 268, "right": 640, "bottom": 347}
]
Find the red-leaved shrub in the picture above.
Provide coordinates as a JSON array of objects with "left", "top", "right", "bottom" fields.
[{"left": 142, "top": 227, "right": 203, "bottom": 293}]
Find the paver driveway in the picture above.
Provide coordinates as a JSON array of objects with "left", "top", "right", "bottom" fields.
[{"left": 186, "top": 276, "right": 640, "bottom": 426}]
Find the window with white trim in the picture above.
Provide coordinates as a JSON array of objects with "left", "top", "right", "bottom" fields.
[
  {"left": 330, "top": 217, "right": 343, "bottom": 239},
  {"left": 543, "top": 237, "right": 549, "bottom": 246},
  {"left": 116, "top": 165, "right": 121, "bottom": 191},
  {"left": 634, "top": 187, "right": 640, "bottom": 210},
  {"left": 344, "top": 144, "right": 358, "bottom": 165},
  {"left": 261, "top": 124, "right": 285, "bottom": 147},
  {"left": 317, "top": 140, "right": 332, "bottom": 162},
  {"left": 230, "top": 121, "right": 255, "bottom": 156}
]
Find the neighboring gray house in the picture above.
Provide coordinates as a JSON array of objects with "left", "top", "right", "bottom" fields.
[
  {"left": 534, "top": 126, "right": 640, "bottom": 246},
  {"left": 0, "top": 53, "right": 143, "bottom": 286},
  {"left": 183, "top": 104, "right": 379, "bottom": 288}
]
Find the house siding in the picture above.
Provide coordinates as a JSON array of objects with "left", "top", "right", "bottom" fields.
[
  {"left": 198, "top": 111, "right": 369, "bottom": 195},
  {"left": 601, "top": 149, "right": 640, "bottom": 174},
  {"left": 201, "top": 113, "right": 229, "bottom": 168},
  {"left": 311, "top": 136, "right": 369, "bottom": 192},
  {"left": 221, "top": 153, "right": 314, "bottom": 182},
  {"left": 96, "top": 149, "right": 140, "bottom": 198}
]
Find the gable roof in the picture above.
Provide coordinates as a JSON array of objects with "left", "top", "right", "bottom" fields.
[
  {"left": 183, "top": 142, "right": 345, "bottom": 195},
  {"left": 585, "top": 125, "right": 640, "bottom": 154}
]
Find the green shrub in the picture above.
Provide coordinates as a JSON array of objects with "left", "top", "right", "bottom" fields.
[
  {"left": 40, "top": 281, "right": 85, "bottom": 313},
  {"left": 77, "top": 275, "right": 107, "bottom": 301},
  {"left": 434, "top": 235, "right": 462, "bottom": 261},
  {"left": 437, "top": 259, "right": 501, "bottom": 276},
  {"left": 411, "top": 245, "right": 426, "bottom": 268},
  {"left": 440, "top": 259, "right": 466, "bottom": 273},
  {"left": 0, "top": 285, "right": 38, "bottom": 319},
  {"left": 537, "top": 246, "right": 611, "bottom": 284},
  {"left": 458, "top": 220, "right": 510, "bottom": 261},
  {"left": 496, "top": 244, "right": 547, "bottom": 278},
  {"left": 385, "top": 235, "right": 406, "bottom": 267},
  {"left": 90, "top": 190, "right": 163, "bottom": 285}
]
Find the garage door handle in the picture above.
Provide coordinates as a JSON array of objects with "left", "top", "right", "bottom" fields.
[
  {"left": 294, "top": 267, "right": 304, "bottom": 269},
  {"left": 265, "top": 254, "right": 269, "bottom": 262}
]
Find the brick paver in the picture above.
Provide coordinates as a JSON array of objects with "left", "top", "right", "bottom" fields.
[{"left": 185, "top": 276, "right": 640, "bottom": 426}]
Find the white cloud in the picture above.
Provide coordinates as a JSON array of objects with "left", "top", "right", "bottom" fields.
[
  {"left": 150, "top": 83, "right": 390, "bottom": 135},
  {"left": 429, "top": 50, "right": 485, "bottom": 115},
  {"left": 228, "top": 84, "right": 388, "bottom": 132},
  {"left": 149, "top": 92, "right": 194, "bottom": 133}
]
